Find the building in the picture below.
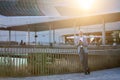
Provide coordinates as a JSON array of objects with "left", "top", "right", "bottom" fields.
[{"left": 0, "top": 0, "right": 120, "bottom": 45}]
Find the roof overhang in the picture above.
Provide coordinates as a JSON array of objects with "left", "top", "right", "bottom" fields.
[{"left": 0, "top": 12, "right": 120, "bottom": 32}]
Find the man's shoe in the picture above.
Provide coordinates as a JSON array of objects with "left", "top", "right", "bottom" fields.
[{"left": 86, "top": 68, "right": 90, "bottom": 74}]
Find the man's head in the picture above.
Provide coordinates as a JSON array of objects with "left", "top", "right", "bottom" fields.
[{"left": 79, "top": 31, "right": 83, "bottom": 36}]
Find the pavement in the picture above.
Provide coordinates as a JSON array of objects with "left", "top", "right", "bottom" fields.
[{"left": 0, "top": 67, "right": 120, "bottom": 80}]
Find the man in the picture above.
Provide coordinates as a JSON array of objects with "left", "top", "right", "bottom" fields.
[{"left": 77, "top": 31, "right": 90, "bottom": 75}]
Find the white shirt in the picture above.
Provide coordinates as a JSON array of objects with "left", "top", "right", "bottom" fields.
[
  {"left": 74, "top": 35, "right": 88, "bottom": 46},
  {"left": 79, "top": 37, "right": 84, "bottom": 42}
]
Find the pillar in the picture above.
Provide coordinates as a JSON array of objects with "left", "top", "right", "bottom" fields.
[
  {"left": 73, "top": 20, "right": 77, "bottom": 45},
  {"left": 34, "top": 31, "right": 38, "bottom": 45},
  {"left": 49, "top": 24, "right": 52, "bottom": 44},
  {"left": 27, "top": 28, "right": 30, "bottom": 45},
  {"left": 15, "top": 31, "right": 17, "bottom": 42},
  {"left": 53, "top": 28, "right": 56, "bottom": 43},
  {"left": 9, "top": 30, "right": 11, "bottom": 43},
  {"left": 102, "top": 17, "right": 106, "bottom": 45}
]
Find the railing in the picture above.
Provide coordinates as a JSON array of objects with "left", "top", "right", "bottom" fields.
[{"left": 0, "top": 45, "right": 120, "bottom": 77}]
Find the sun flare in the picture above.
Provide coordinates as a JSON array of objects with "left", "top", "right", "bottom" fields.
[{"left": 77, "top": 0, "right": 95, "bottom": 10}]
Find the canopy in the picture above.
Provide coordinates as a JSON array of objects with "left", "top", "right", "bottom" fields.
[{"left": 0, "top": 12, "right": 120, "bottom": 32}]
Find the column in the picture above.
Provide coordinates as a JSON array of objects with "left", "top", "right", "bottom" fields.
[
  {"left": 9, "top": 30, "right": 11, "bottom": 43},
  {"left": 53, "top": 28, "right": 56, "bottom": 44},
  {"left": 27, "top": 28, "right": 30, "bottom": 45},
  {"left": 49, "top": 25, "right": 52, "bottom": 43},
  {"left": 49, "top": 24, "right": 52, "bottom": 45},
  {"left": 34, "top": 31, "right": 38, "bottom": 45},
  {"left": 102, "top": 17, "right": 106, "bottom": 45},
  {"left": 73, "top": 21, "right": 77, "bottom": 45}
]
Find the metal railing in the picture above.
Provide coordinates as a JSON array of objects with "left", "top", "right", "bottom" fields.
[
  {"left": 0, "top": 46, "right": 77, "bottom": 77},
  {"left": 0, "top": 45, "right": 120, "bottom": 77}
]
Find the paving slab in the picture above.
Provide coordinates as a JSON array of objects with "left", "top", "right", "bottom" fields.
[{"left": 0, "top": 68, "right": 120, "bottom": 80}]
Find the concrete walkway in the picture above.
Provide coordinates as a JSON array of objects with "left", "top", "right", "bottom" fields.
[{"left": 0, "top": 67, "right": 120, "bottom": 80}]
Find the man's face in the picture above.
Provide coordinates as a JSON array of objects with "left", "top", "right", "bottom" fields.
[{"left": 79, "top": 32, "right": 83, "bottom": 36}]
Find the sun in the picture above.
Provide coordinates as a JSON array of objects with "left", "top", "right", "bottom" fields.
[{"left": 77, "top": 0, "right": 95, "bottom": 10}]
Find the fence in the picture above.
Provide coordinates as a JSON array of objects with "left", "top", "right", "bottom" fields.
[{"left": 0, "top": 45, "right": 120, "bottom": 77}]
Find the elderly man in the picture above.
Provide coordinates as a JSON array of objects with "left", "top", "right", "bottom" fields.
[{"left": 77, "top": 31, "right": 90, "bottom": 75}]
